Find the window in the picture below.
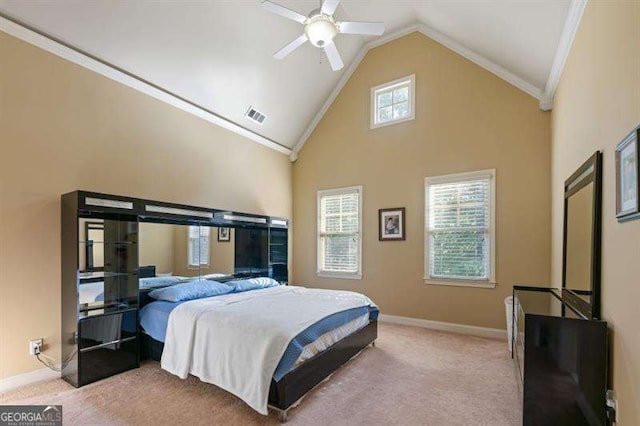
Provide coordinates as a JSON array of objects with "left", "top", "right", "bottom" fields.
[
  {"left": 371, "top": 74, "right": 415, "bottom": 129},
  {"left": 187, "top": 225, "right": 210, "bottom": 267},
  {"left": 425, "top": 170, "right": 496, "bottom": 287},
  {"left": 317, "top": 186, "right": 362, "bottom": 279}
]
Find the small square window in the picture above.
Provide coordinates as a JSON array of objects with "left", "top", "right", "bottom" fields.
[{"left": 371, "top": 74, "right": 415, "bottom": 129}]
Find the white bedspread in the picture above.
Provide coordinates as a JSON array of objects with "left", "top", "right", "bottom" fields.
[{"left": 161, "top": 285, "right": 374, "bottom": 415}]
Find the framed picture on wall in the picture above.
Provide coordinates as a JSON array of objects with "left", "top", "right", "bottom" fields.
[
  {"left": 218, "top": 227, "right": 231, "bottom": 242},
  {"left": 379, "top": 208, "right": 405, "bottom": 241},
  {"left": 616, "top": 125, "right": 640, "bottom": 222}
]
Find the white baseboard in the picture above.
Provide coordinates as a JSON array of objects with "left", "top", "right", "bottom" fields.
[
  {"left": 378, "top": 314, "right": 507, "bottom": 340},
  {"left": 0, "top": 367, "right": 61, "bottom": 393}
]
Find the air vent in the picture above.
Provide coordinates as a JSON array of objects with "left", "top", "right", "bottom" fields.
[{"left": 245, "top": 106, "right": 266, "bottom": 125}]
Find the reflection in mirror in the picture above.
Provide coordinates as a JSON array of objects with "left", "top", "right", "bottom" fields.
[
  {"left": 235, "top": 228, "right": 269, "bottom": 277},
  {"left": 565, "top": 182, "right": 594, "bottom": 304},
  {"left": 78, "top": 217, "right": 138, "bottom": 309},
  {"left": 563, "top": 306, "right": 582, "bottom": 319},
  {"left": 562, "top": 151, "right": 602, "bottom": 319},
  {"left": 138, "top": 223, "right": 236, "bottom": 289},
  {"left": 85, "top": 222, "right": 104, "bottom": 271},
  {"left": 79, "top": 218, "right": 105, "bottom": 306}
]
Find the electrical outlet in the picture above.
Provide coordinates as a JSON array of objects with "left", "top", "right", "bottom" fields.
[{"left": 29, "top": 338, "right": 43, "bottom": 356}]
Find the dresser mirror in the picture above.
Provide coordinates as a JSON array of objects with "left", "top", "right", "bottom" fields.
[{"left": 562, "top": 151, "right": 602, "bottom": 319}]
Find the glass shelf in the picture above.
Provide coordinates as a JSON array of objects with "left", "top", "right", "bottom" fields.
[
  {"left": 78, "top": 241, "right": 137, "bottom": 245},
  {"left": 78, "top": 273, "right": 138, "bottom": 309},
  {"left": 78, "top": 271, "right": 131, "bottom": 281},
  {"left": 79, "top": 304, "right": 137, "bottom": 320}
]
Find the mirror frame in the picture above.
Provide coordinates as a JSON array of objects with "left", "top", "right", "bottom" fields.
[{"left": 562, "top": 151, "right": 603, "bottom": 319}]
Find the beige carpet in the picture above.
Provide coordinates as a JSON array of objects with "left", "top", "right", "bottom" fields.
[{"left": 1, "top": 323, "right": 522, "bottom": 425}]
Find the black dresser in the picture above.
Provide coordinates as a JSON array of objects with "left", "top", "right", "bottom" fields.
[
  {"left": 512, "top": 286, "right": 609, "bottom": 426},
  {"left": 61, "top": 191, "right": 140, "bottom": 387}
]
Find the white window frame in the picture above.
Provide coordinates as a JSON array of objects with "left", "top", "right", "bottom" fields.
[
  {"left": 317, "top": 185, "right": 363, "bottom": 280},
  {"left": 424, "top": 169, "right": 496, "bottom": 288},
  {"left": 187, "top": 225, "right": 210, "bottom": 268},
  {"left": 370, "top": 74, "right": 416, "bottom": 129}
]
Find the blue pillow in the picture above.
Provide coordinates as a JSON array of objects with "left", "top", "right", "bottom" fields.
[
  {"left": 139, "top": 276, "right": 184, "bottom": 288},
  {"left": 148, "top": 279, "right": 233, "bottom": 302},
  {"left": 227, "top": 277, "right": 281, "bottom": 293}
]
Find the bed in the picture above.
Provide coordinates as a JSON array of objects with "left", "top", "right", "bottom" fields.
[{"left": 138, "top": 279, "right": 378, "bottom": 421}]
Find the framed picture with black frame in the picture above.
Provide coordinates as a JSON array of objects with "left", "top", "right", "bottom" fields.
[
  {"left": 616, "top": 125, "right": 640, "bottom": 222},
  {"left": 218, "top": 227, "right": 231, "bottom": 242},
  {"left": 379, "top": 208, "right": 405, "bottom": 241}
]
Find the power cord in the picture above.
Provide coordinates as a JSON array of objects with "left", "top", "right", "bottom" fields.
[{"left": 36, "top": 350, "right": 77, "bottom": 373}]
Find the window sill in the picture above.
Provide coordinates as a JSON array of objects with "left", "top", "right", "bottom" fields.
[
  {"left": 371, "top": 116, "right": 415, "bottom": 129},
  {"left": 317, "top": 271, "right": 362, "bottom": 280},
  {"left": 424, "top": 278, "right": 496, "bottom": 289},
  {"left": 187, "top": 265, "right": 210, "bottom": 270}
]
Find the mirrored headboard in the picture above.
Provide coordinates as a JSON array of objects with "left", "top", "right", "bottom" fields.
[
  {"left": 562, "top": 151, "right": 603, "bottom": 319},
  {"left": 75, "top": 191, "right": 289, "bottom": 306}
]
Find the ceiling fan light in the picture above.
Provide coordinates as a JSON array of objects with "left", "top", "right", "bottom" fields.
[{"left": 304, "top": 17, "right": 337, "bottom": 47}]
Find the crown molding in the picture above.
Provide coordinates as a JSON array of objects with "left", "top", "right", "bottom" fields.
[
  {"left": 539, "top": 0, "right": 588, "bottom": 111},
  {"left": 416, "top": 25, "right": 542, "bottom": 101},
  {"left": 290, "top": 22, "right": 544, "bottom": 161},
  {"left": 0, "top": 15, "right": 292, "bottom": 156}
]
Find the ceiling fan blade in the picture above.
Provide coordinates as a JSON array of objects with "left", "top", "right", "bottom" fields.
[
  {"left": 261, "top": 1, "right": 307, "bottom": 24},
  {"left": 338, "top": 21, "right": 385, "bottom": 36},
  {"left": 323, "top": 41, "right": 344, "bottom": 71},
  {"left": 274, "top": 34, "right": 308, "bottom": 59},
  {"left": 321, "top": 0, "right": 340, "bottom": 16}
]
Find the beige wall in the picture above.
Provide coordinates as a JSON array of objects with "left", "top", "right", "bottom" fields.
[
  {"left": 292, "top": 32, "right": 551, "bottom": 330},
  {"left": 551, "top": 1, "right": 640, "bottom": 423},
  {"left": 0, "top": 32, "right": 292, "bottom": 379}
]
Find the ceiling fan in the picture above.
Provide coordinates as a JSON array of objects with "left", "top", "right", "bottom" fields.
[{"left": 262, "top": 0, "right": 385, "bottom": 71}]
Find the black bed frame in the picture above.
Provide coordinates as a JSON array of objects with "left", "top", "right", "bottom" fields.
[{"left": 138, "top": 289, "right": 377, "bottom": 422}]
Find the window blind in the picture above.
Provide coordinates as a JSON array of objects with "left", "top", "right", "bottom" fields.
[
  {"left": 427, "top": 177, "right": 491, "bottom": 281},
  {"left": 188, "top": 226, "right": 210, "bottom": 267},
  {"left": 318, "top": 189, "right": 360, "bottom": 274}
]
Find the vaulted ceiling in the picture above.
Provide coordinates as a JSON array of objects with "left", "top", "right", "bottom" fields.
[{"left": 0, "top": 0, "right": 575, "bottom": 153}]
